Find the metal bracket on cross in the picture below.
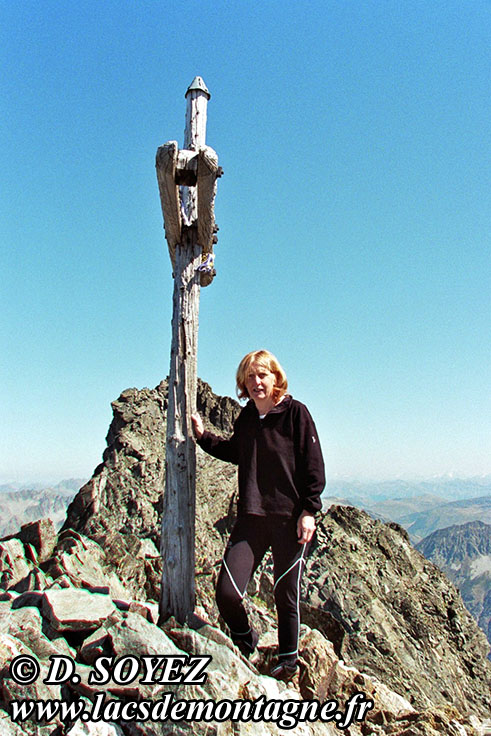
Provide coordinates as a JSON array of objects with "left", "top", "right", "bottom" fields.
[{"left": 156, "top": 76, "right": 222, "bottom": 287}]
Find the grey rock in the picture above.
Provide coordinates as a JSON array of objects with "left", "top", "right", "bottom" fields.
[
  {"left": 18, "top": 518, "right": 57, "bottom": 564},
  {"left": 0, "top": 538, "right": 33, "bottom": 589},
  {"left": 165, "top": 623, "right": 259, "bottom": 685},
  {"left": 0, "top": 708, "right": 54, "bottom": 736},
  {"left": 302, "top": 504, "right": 491, "bottom": 717},
  {"left": 73, "top": 612, "right": 187, "bottom": 702},
  {"left": 0, "top": 710, "right": 25, "bottom": 736},
  {"left": 0, "top": 633, "right": 63, "bottom": 729},
  {"left": 112, "top": 598, "right": 159, "bottom": 623},
  {"left": 62, "top": 382, "right": 170, "bottom": 542},
  {"left": 89, "top": 530, "right": 161, "bottom": 602},
  {"left": 137, "top": 538, "right": 160, "bottom": 558},
  {"left": 42, "top": 589, "right": 117, "bottom": 634},
  {"left": 79, "top": 610, "right": 183, "bottom": 665},
  {"left": 42, "top": 530, "right": 130, "bottom": 600},
  {"left": 0, "top": 605, "right": 74, "bottom": 661},
  {"left": 121, "top": 623, "right": 338, "bottom": 736},
  {"left": 12, "top": 566, "right": 49, "bottom": 593}
]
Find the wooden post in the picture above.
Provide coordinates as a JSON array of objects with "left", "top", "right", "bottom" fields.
[{"left": 156, "top": 77, "right": 219, "bottom": 624}]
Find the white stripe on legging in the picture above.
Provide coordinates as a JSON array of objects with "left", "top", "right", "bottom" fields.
[
  {"left": 275, "top": 544, "right": 308, "bottom": 658},
  {"left": 222, "top": 557, "right": 246, "bottom": 600},
  {"left": 273, "top": 544, "right": 307, "bottom": 591}
]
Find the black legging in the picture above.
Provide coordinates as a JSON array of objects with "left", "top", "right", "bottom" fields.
[{"left": 216, "top": 514, "right": 311, "bottom": 660}]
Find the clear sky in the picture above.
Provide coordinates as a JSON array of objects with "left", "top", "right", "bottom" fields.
[{"left": 1, "top": 1, "right": 490, "bottom": 484}]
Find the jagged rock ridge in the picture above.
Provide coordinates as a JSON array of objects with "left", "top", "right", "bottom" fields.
[{"left": 61, "top": 379, "right": 241, "bottom": 603}]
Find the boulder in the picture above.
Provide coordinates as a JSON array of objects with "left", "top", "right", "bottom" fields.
[
  {"left": 79, "top": 611, "right": 183, "bottom": 665},
  {"left": 42, "top": 589, "right": 117, "bottom": 634},
  {"left": 107, "top": 620, "right": 338, "bottom": 736},
  {"left": 0, "top": 539, "right": 32, "bottom": 589},
  {"left": 89, "top": 530, "right": 160, "bottom": 602},
  {"left": 0, "top": 605, "right": 75, "bottom": 660},
  {"left": 18, "top": 518, "right": 57, "bottom": 564},
  {"left": 0, "top": 708, "right": 54, "bottom": 736},
  {"left": 0, "top": 710, "right": 25, "bottom": 736},
  {"left": 12, "top": 566, "right": 49, "bottom": 594},
  {"left": 0, "top": 633, "right": 63, "bottom": 729},
  {"left": 112, "top": 598, "right": 159, "bottom": 623},
  {"left": 42, "top": 531, "right": 129, "bottom": 600}
]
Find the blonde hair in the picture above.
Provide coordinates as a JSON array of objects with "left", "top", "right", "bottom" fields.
[{"left": 236, "top": 350, "right": 288, "bottom": 402}]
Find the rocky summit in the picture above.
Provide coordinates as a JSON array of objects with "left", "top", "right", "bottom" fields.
[{"left": 0, "top": 380, "right": 490, "bottom": 736}]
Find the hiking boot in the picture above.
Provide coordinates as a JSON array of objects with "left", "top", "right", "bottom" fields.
[
  {"left": 270, "top": 659, "right": 298, "bottom": 682},
  {"left": 232, "top": 628, "right": 259, "bottom": 658}
]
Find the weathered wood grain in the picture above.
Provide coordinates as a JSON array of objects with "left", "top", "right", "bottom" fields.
[
  {"left": 197, "top": 146, "right": 219, "bottom": 256},
  {"left": 159, "top": 224, "right": 200, "bottom": 623},
  {"left": 155, "top": 141, "right": 181, "bottom": 269},
  {"left": 159, "top": 77, "right": 214, "bottom": 624},
  {"left": 180, "top": 85, "right": 208, "bottom": 227}
]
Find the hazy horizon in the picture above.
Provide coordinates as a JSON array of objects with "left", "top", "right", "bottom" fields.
[{"left": 2, "top": 472, "right": 491, "bottom": 492}]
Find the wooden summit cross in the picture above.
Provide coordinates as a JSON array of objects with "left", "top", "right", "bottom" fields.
[{"left": 156, "top": 77, "right": 221, "bottom": 624}]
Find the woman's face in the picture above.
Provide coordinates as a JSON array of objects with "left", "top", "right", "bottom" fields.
[{"left": 245, "top": 362, "right": 276, "bottom": 402}]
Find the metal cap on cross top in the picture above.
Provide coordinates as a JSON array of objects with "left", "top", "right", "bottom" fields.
[{"left": 185, "top": 76, "right": 210, "bottom": 100}]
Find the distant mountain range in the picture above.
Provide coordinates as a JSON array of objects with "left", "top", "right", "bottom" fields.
[
  {"left": 360, "top": 495, "right": 491, "bottom": 543},
  {"left": 322, "top": 478, "right": 491, "bottom": 543},
  {"left": 416, "top": 521, "right": 491, "bottom": 652},
  {"left": 325, "top": 476, "right": 491, "bottom": 505},
  {"left": 2, "top": 476, "right": 490, "bottom": 542},
  {"left": 0, "top": 479, "right": 86, "bottom": 537},
  {"left": 0, "top": 478, "right": 86, "bottom": 494}
]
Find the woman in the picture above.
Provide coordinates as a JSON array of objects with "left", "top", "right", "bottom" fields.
[{"left": 191, "top": 349, "right": 325, "bottom": 681}]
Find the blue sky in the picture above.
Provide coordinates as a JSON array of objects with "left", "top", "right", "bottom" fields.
[{"left": 1, "top": 0, "right": 490, "bottom": 484}]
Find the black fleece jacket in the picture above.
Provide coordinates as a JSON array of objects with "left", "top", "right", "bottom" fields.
[{"left": 197, "top": 395, "right": 325, "bottom": 517}]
